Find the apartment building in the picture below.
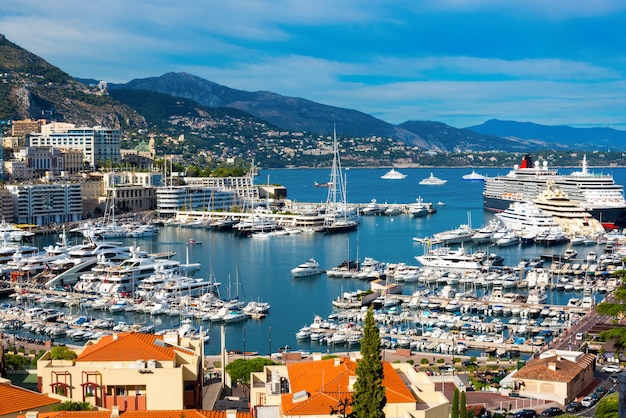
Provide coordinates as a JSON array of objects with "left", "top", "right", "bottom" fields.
[
  {"left": 28, "top": 122, "right": 121, "bottom": 168},
  {"left": 5, "top": 182, "right": 83, "bottom": 225}
]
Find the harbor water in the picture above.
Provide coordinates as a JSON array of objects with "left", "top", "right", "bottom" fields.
[{"left": 4, "top": 166, "right": 626, "bottom": 355}]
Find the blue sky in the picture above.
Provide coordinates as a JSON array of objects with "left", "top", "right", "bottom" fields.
[{"left": 2, "top": 0, "right": 626, "bottom": 129}]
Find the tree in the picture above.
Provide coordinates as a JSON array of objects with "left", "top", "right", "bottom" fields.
[
  {"left": 52, "top": 401, "right": 93, "bottom": 411},
  {"left": 451, "top": 388, "right": 459, "bottom": 418},
  {"left": 351, "top": 306, "right": 386, "bottom": 418},
  {"left": 595, "top": 392, "right": 618, "bottom": 418},
  {"left": 50, "top": 346, "right": 77, "bottom": 361},
  {"left": 224, "top": 357, "right": 274, "bottom": 385},
  {"left": 460, "top": 390, "right": 467, "bottom": 418}
]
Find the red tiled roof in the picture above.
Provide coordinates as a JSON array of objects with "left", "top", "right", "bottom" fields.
[
  {"left": 514, "top": 353, "right": 596, "bottom": 382},
  {"left": 0, "top": 383, "right": 60, "bottom": 415},
  {"left": 25, "top": 411, "right": 252, "bottom": 418},
  {"left": 76, "top": 333, "right": 177, "bottom": 362},
  {"left": 281, "top": 357, "right": 415, "bottom": 415}
]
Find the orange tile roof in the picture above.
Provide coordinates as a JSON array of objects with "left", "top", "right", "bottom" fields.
[
  {"left": 281, "top": 357, "right": 415, "bottom": 415},
  {"left": 76, "top": 332, "right": 177, "bottom": 362},
  {"left": 25, "top": 411, "right": 252, "bottom": 418},
  {"left": 0, "top": 383, "right": 60, "bottom": 415},
  {"left": 514, "top": 353, "right": 596, "bottom": 382}
]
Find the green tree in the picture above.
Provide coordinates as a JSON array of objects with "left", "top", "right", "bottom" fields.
[
  {"left": 50, "top": 346, "right": 77, "bottom": 360},
  {"left": 451, "top": 388, "right": 459, "bottom": 418},
  {"left": 52, "top": 401, "right": 93, "bottom": 411},
  {"left": 351, "top": 306, "right": 386, "bottom": 418},
  {"left": 460, "top": 390, "right": 467, "bottom": 418},
  {"left": 224, "top": 357, "right": 274, "bottom": 385},
  {"left": 595, "top": 392, "right": 618, "bottom": 418}
]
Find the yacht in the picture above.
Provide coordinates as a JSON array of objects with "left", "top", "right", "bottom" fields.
[
  {"left": 495, "top": 201, "right": 565, "bottom": 239},
  {"left": 462, "top": 170, "right": 486, "bottom": 182},
  {"left": 291, "top": 258, "right": 324, "bottom": 277},
  {"left": 419, "top": 173, "right": 447, "bottom": 186},
  {"left": 483, "top": 154, "right": 626, "bottom": 229},
  {"left": 323, "top": 127, "right": 359, "bottom": 234},
  {"left": 433, "top": 224, "right": 475, "bottom": 245},
  {"left": 381, "top": 168, "right": 407, "bottom": 180},
  {"left": 97, "top": 247, "right": 188, "bottom": 296},
  {"left": 471, "top": 219, "right": 502, "bottom": 244},
  {"left": 415, "top": 246, "right": 485, "bottom": 271},
  {"left": 526, "top": 288, "right": 548, "bottom": 305}
]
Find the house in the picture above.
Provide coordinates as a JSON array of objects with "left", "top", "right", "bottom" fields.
[
  {"left": 0, "top": 378, "right": 60, "bottom": 418},
  {"left": 36, "top": 332, "right": 204, "bottom": 411},
  {"left": 512, "top": 350, "right": 596, "bottom": 404},
  {"left": 249, "top": 354, "right": 449, "bottom": 418},
  {"left": 18, "top": 409, "right": 251, "bottom": 418}
]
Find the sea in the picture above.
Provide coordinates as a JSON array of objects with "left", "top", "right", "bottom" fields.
[{"left": 6, "top": 166, "right": 626, "bottom": 355}]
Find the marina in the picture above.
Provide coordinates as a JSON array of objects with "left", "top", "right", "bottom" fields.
[{"left": 0, "top": 165, "right": 625, "bottom": 358}]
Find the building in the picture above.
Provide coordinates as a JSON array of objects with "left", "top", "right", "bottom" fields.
[
  {"left": 5, "top": 182, "right": 82, "bottom": 225},
  {"left": 37, "top": 332, "right": 205, "bottom": 411},
  {"left": 156, "top": 187, "right": 239, "bottom": 217},
  {"left": 100, "top": 172, "right": 163, "bottom": 214},
  {"left": 28, "top": 123, "right": 120, "bottom": 168},
  {"left": 512, "top": 350, "right": 596, "bottom": 405},
  {"left": 4, "top": 147, "right": 64, "bottom": 180},
  {"left": 17, "top": 410, "right": 251, "bottom": 418},
  {"left": 0, "top": 378, "right": 60, "bottom": 418},
  {"left": 249, "top": 355, "right": 449, "bottom": 418},
  {"left": 11, "top": 119, "right": 45, "bottom": 138}
]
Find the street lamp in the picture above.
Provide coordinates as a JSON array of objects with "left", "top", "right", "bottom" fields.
[
  {"left": 268, "top": 326, "right": 272, "bottom": 356},
  {"left": 243, "top": 326, "right": 247, "bottom": 360}
]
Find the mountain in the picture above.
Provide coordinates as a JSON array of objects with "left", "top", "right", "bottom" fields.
[
  {"left": 467, "top": 119, "right": 626, "bottom": 151},
  {"left": 110, "top": 72, "right": 542, "bottom": 152},
  {"left": 0, "top": 34, "right": 145, "bottom": 129}
]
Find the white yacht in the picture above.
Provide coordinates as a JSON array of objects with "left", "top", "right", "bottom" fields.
[
  {"left": 415, "top": 246, "right": 485, "bottom": 271},
  {"left": 462, "top": 170, "right": 486, "bottom": 181},
  {"left": 291, "top": 258, "right": 324, "bottom": 277},
  {"left": 381, "top": 168, "right": 407, "bottom": 180},
  {"left": 97, "top": 248, "right": 186, "bottom": 296},
  {"left": 495, "top": 201, "right": 565, "bottom": 239},
  {"left": 433, "top": 224, "right": 475, "bottom": 245},
  {"left": 419, "top": 172, "right": 447, "bottom": 185}
]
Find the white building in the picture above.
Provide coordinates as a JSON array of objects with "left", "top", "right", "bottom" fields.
[
  {"left": 29, "top": 122, "right": 121, "bottom": 168},
  {"left": 156, "top": 186, "right": 239, "bottom": 217},
  {"left": 5, "top": 182, "right": 83, "bottom": 225}
]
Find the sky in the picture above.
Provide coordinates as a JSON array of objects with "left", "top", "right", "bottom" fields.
[{"left": 2, "top": 0, "right": 626, "bottom": 130}]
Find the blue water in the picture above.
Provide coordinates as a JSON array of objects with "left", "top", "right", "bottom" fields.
[{"left": 9, "top": 166, "right": 626, "bottom": 355}]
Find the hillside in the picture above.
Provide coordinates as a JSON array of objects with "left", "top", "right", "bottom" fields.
[
  {"left": 467, "top": 119, "right": 626, "bottom": 151},
  {"left": 0, "top": 34, "right": 145, "bottom": 129}
]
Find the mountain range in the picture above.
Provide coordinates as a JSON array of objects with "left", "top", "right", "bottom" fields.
[{"left": 2, "top": 33, "right": 625, "bottom": 153}]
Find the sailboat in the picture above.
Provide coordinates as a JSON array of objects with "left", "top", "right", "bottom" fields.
[{"left": 323, "top": 126, "right": 359, "bottom": 234}]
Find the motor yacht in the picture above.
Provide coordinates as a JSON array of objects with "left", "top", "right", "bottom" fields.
[
  {"left": 381, "top": 168, "right": 407, "bottom": 180},
  {"left": 291, "top": 258, "right": 324, "bottom": 277},
  {"left": 419, "top": 172, "right": 447, "bottom": 185}
]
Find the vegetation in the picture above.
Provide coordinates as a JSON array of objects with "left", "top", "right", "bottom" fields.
[
  {"left": 52, "top": 401, "right": 93, "bottom": 411},
  {"left": 595, "top": 392, "right": 618, "bottom": 418},
  {"left": 460, "top": 390, "right": 467, "bottom": 418},
  {"left": 351, "top": 306, "right": 386, "bottom": 418},
  {"left": 224, "top": 357, "right": 275, "bottom": 386},
  {"left": 596, "top": 279, "right": 626, "bottom": 356},
  {"left": 451, "top": 388, "right": 460, "bottom": 418},
  {"left": 50, "top": 346, "right": 77, "bottom": 361}
]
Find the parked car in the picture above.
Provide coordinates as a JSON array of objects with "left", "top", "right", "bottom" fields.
[
  {"left": 581, "top": 396, "right": 596, "bottom": 408},
  {"left": 514, "top": 409, "right": 537, "bottom": 418},
  {"left": 601, "top": 365, "right": 622, "bottom": 373},
  {"left": 575, "top": 332, "right": 584, "bottom": 341},
  {"left": 463, "top": 360, "right": 478, "bottom": 367},
  {"left": 566, "top": 402, "right": 583, "bottom": 413},
  {"left": 541, "top": 407, "right": 564, "bottom": 417}
]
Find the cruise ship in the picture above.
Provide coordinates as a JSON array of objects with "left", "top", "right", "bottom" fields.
[{"left": 483, "top": 154, "right": 626, "bottom": 229}]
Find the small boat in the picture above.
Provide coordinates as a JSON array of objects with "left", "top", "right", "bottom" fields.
[
  {"left": 419, "top": 173, "right": 447, "bottom": 186},
  {"left": 462, "top": 170, "right": 486, "bottom": 181},
  {"left": 188, "top": 239, "right": 201, "bottom": 245},
  {"left": 437, "top": 201, "right": 446, "bottom": 206},
  {"left": 291, "top": 258, "right": 324, "bottom": 277},
  {"left": 381, "top": 168, "right": 407, "bottom": 180},
  {"left": 314, "top": 181, "right": 332, "bottom": 188}
]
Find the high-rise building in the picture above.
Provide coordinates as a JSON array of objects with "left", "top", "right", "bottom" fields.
[{"left": 29, "top": 122, "right": 121, "bottom": 168}]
